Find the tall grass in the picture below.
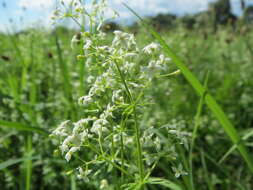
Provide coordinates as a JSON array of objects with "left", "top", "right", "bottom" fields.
[
  {"left": 125, "top": 3, "right": 253, "bottom": 173},
  {"left": 1, "top": 2, "right": 253, "bottom": 189}
]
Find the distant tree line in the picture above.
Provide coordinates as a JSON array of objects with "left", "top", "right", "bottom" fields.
[
  {"left": 102, "top": 0, "right": 253, "bottom": 33},
  {"left": 22, "top": 0, "right": 252, "bottom": 35}
]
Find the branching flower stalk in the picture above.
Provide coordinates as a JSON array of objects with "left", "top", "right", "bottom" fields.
[
  {"left": 51, "top": 0, "right": 189, "bottom": 189},
  {"left": 114, "top": 58, "right": 144, "bottom": 183}
]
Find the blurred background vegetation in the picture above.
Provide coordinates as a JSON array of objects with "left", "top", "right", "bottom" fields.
[{"left": 1, "top": 0, "right": 253, "bottom": 189}]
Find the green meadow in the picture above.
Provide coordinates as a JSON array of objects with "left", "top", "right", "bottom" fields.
[{"left": 1, "top": 0, "right": 253, "bottom": 189}]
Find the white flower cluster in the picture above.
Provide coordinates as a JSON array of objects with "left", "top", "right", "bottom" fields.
[
  {"left": 52, "top": 118, "right": 94, "bottom": 161},
  {"left": 51, "top": 0, "right": 118, "bottom": 31},
  {"left": 51, "top": 29, "right": 171, "bottom": 171},
  {"left": 50, "top": 0, "right": 184, "bottom": 185},
  {"left": 165, "top": 119, "right": 192, "bottom": 150}
]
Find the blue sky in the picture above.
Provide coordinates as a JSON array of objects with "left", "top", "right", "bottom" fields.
[{"left": 0, "top": 0, "right": 252, "bottom": 32}]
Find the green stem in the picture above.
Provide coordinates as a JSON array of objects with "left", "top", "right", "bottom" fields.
[
  {"left": 25, "top": 134, "right": 32, "bottom": 190},
  {"left": 189, "top": 71, "right": 210, "bottom": 190},
  {"left": 114, "top": 60, "right": 145, "bottom": 185},
  {"left": 88, "top": 144, "right": 129, "bottom": 176},
  {"left": 120, "top": 119, "right": 125, "bottom": 181},
  {"left": 133, "top": 107, "right": 144, "bottom": 182}
]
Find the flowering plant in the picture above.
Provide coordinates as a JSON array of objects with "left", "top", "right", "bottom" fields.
[{"left": 51, "top": 0, "right": 189, "bottom": 189}]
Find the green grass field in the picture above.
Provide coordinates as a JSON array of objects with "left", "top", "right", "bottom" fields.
[{"left": 1, "top": 6, "right": 253, "bottom": 189}]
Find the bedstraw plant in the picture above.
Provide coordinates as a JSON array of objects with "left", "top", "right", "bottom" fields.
[{"left": 51, "top": 0, "right": 189, "bottom": 189}]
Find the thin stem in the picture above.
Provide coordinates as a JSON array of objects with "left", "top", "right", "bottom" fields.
[
  {"left": 189, "top": 71, "right": 210, "bottom": 190},
  {"left": 113, "top": 59, "right": 132, "bottom": 102},
  {"left": 120, "top": 119, "right": 125, "bottom": 181},
  {"left": 70, "top": 16, "right": 82, "bottom": 28},
  {"left": 98, "top": 128, "right": 104, "bottom": 155},
  {"left": 114, "top": 59, "right": 145, "bottom": 186},
  {"left": 133, "top": 107, "right": 144, "bottom": 181},
  {"left": 25, "top": 134, "right": 32, "bottom": 190},
  {"left": 88, "top": 144, "right": 129, "bottom": 176}
]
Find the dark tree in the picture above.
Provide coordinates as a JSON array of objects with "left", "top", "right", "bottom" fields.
[
  {"left": 209, "top": 0, "right": 237, "bottom": 31},
  {"left": 244, "top": 6, "right": 253, "bottom": 24},
  {"left": 149, "top": 13, "right": 177, "bottom": 31},
  {"left": 180, "top": 15, "right": 196, "bottom": 30},
  {"left": 241, "top": 0, "right": 246, "bottom": 11}
]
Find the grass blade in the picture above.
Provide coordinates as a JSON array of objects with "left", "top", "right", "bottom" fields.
[
  {"left": 55, "top": 32, "right": 77, "bottom": 120},
  {"left": 200, "top": 149, "right": 215, "bottom": 190},
  {"left": 123, "top": 3, "right": 253, "bottom": 172},
  {"left": 0, "top": 156, "right": 39, "bottom": 170},
  {"left": 147, "top": 177, "right": 184, "bottom": 190},
  {"left": 0, "top": 120, "right": 49, "bottom": 136},
  {"left": 25, "top": 135, "right": 32, "bottom": 190},
  {"left": 189, "top": 71, "right": 210, "bottom": 189},
  {"left": 219, "top": 130, "right": 253, "bottom": 164}
]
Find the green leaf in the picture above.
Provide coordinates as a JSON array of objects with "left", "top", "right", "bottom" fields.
[
  {"left": 219, "top": 129, "right": 253, "bottom": 164},
  {"left": 0, "top": 156, "right": 39, "bottom": 170},
  {"left": 147, "top": 177, "right": 184, "bottom": 190},
  {"left": 0, "top": 120, "right": 49, "bottom": 136}
]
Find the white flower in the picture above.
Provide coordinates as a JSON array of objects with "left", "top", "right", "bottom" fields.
[
  {"left": 100, "top": 104, "right": 115, "bottom": 119},
  {"left": 158, "top": 54, "right": 171, "bottom": 64},
  {"left": 124, "top": 53, "right": 137, "bottom": 59},
  {"left": 100, "top": 179, "right": 109, "bottom": 189},
  {"left": 86, "top": 76, "right": 95, "bottom": 84},
  {"left": 112, "top": 90, "right": 123, "bottom": 102},
  {"left": 52, "top": 120, "right": 70, "bottom": 137},
  {"left": 122, "top": 61, "right": 135, "bottom": 72},
  {"left": 78, "top": 95, "right": 92, "bottom": 105},
  {"left": 147, "top": 60, "right": 163, "bottom": 71},
  {"left": 168, "top": 129, "right": 178, "bottom": 135},
  {"left": 59, "top": 120, "right": 70, "bottom": 129},
  {"left": 91, "top": 119, "right": 108, "bottom": 135},
  {"left": 98, "top": 31, "right": 106, "bottom": 39},
  {"left": 65, "top": 147, "right": 80, "bottom": 162},
  {"left": 59, "top": 144, "right": 69, "bottom": 153},
  {"left": 88, "top": 74, "right": 112, "bottom": 96},
  {"left": 65, "top": 152, "right": 71, "bottom": 162},
  {"left": 83, "top": 39, "right": 92, "bottom": 50},
  {"left": 129, "top": 82, "right": 143, "bottom": 88},
  {"left": 143, "top": 42, "right": 160, "bottom": 54},
  {"left": 112, "top": 30, "right": 136, "bottom": 49},
  {"left": 77, "top": 167, "right": 92, "bottom": 179},
  {"left": 80, "top": 129, "right": 90, "bottom": 140},
  {"left": 62, "top": 135, "right": 74, "bottom": 148},
  {"left": 75, "top": 118, "right": 91, "bottom": 126},
  {"left": 172, "top": 164, "right": 188, "bottom": 178},
  {"left": 154, "top": 136, "right": 161, "bottom": 151},
  {"left": 127, "top": 34, "right": 137, "bottom": 50},
  {"left": 113, "top": 133, "right": 121, "bottom": 143},
  {"left": 73, "top": 118, "right": 93, "bottom": 134},
  {"left": 62, "top": 134, "right": 82, "bottom": 150},
  {"left": 96, "top": 45, "right": 110, "bottom": 53},
  {"left": 71, "top": 34, "right": 80, "bottom": 49}
]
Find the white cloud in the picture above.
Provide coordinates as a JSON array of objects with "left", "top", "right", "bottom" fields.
[
  {"left": 12, "top": 0, "right": 245, "bottom": 31},
  {"left": 18, "top": 0, "right": 77, "bottom": 10},
  {"left": 17, "top": 0, "right": 213, "bottom": 14},
  {"left": 18, "top": 0, "right": 54, "bottom": 10},
  {"left": 104, "top": 0, "right": 214, "bottom": 25},
  {"left": 113, "top": 0, "right": 214, "bottom": 16}
]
